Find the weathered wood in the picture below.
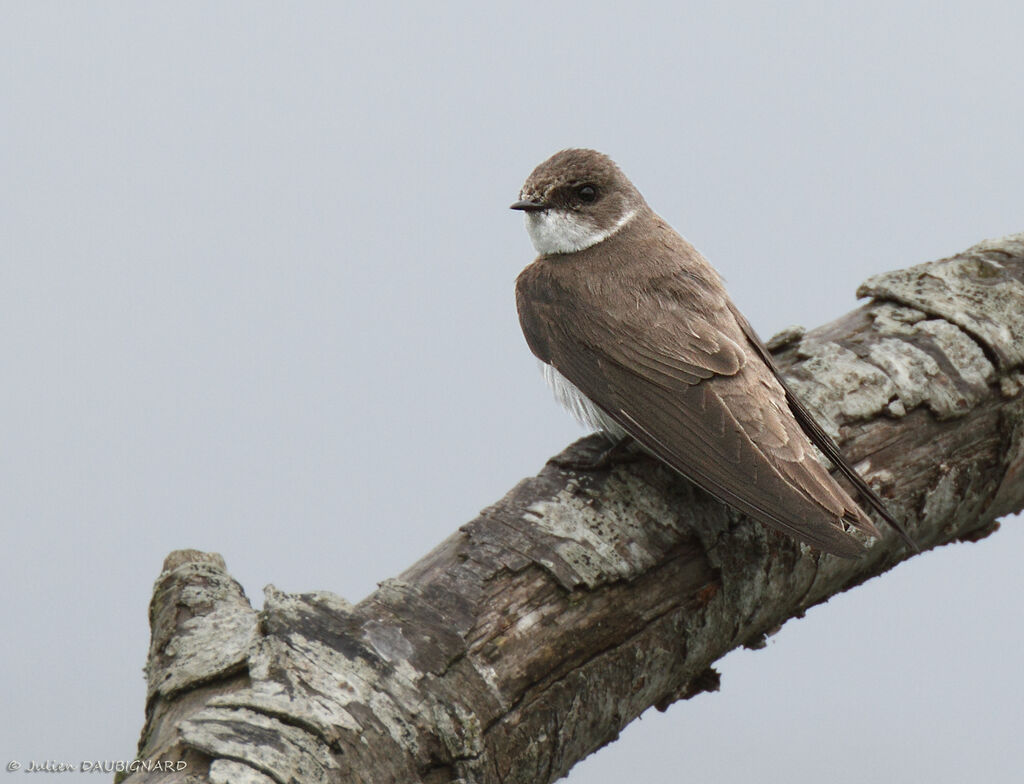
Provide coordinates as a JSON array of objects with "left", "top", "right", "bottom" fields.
[{"left": 124, "top": 233, "right": 1024, "bottom": 784}]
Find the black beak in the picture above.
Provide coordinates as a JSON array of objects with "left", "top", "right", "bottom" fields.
[{"left": 510, "top": 199, "right": 546, "bottom": 212}]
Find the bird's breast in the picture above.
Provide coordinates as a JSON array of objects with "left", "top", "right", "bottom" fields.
[{"left": 539, "top": 361, "right": 627, "bottom": 440}]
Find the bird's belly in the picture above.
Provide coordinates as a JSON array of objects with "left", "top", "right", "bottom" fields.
[{"left": 539, "top": 361, "right": 628, "bottom": 441}]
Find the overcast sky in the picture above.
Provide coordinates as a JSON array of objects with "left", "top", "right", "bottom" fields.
[{"left": 3, "top": 2, "right": 1023, "bottom": 782}]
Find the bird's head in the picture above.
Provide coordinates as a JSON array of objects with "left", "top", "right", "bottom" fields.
[{"left": 512, "top": 149, "right": 645, "bottom": 256}]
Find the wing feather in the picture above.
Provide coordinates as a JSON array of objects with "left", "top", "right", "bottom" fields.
[
  {"left": 725, "top": 304, "right": 918, "bottom": 551},
  {"left": 527, "top": 289, "right": 880, "bottom": 556},
  {"left": 515, "top": 231, "right": 911, "bottom": 556},
  {"left": 555, "top": 341, "right": 874, "bottom": 557}
]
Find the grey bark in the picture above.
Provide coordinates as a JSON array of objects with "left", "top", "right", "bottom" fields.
[{"left": 124, "top": 233, "right": 1024, "bottom": 784}]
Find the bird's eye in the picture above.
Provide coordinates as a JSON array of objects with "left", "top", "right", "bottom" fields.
[{"left": 577, "top": 185, "right": 597, "bottom": 203}]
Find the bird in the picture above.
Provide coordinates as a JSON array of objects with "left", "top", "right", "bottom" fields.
[{"left": 512, "top": 148, "right": 916, "bottom": 557}]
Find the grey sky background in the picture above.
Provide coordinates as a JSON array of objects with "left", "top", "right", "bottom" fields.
[{"left": 3, "top": 2, "right": 1023, "bottom": 781}]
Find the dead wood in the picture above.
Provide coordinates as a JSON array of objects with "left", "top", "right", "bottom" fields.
[{"left": 123, "top": 233, "right": 1024, "bottom": 784}]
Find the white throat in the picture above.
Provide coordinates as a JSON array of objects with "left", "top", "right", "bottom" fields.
[{"left": 524, "top": 207, "right": 638, "bottom": 255}]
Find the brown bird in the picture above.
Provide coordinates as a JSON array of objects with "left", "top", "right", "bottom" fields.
[{"left": 512, "top": 148, "right": 915, "bottom": 557}]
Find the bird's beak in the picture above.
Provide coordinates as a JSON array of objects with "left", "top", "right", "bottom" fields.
[{"left": 510, "top": 199, "right": 546, "bottom": 212}]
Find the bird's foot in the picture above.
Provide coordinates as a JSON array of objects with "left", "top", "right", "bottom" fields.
[{"left": 548, "top": 437, "right": 642, "bottom": 472}]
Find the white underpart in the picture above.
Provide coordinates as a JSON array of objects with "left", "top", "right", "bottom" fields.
[
  {"left": 525, "top": 207, "right": 639, "bottom": 255},
  {"left": 540, "top": 361, "right": 628, "bottom": 440}
]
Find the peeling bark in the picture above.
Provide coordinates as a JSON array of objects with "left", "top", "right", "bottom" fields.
[{"left": 124, "top": 233, "right": 1024, "bottom": 784}]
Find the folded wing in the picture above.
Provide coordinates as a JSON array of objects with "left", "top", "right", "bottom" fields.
[{"left": 521, "top": 277, "right": 881, "bottom": 557}]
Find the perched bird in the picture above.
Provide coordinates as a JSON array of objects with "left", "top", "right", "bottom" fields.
[{"left": 512, "top": 148, "right": 915, "bottom": 557}]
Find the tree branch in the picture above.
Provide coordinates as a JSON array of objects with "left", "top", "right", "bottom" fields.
[{"left": 124, "top": 233, "right": 1024, "bottom": 784}]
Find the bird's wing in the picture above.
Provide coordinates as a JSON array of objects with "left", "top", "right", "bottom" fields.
[
  {"left": 725, "top": 303, "right": 918, "bottom": 551},
  {"left": 522, "top": 280, "right": 879, "bottom": 557}
]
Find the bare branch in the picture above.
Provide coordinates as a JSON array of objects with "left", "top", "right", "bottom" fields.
[{"left": 125, "top": 233, "right": 1024, "bottom": 784}]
